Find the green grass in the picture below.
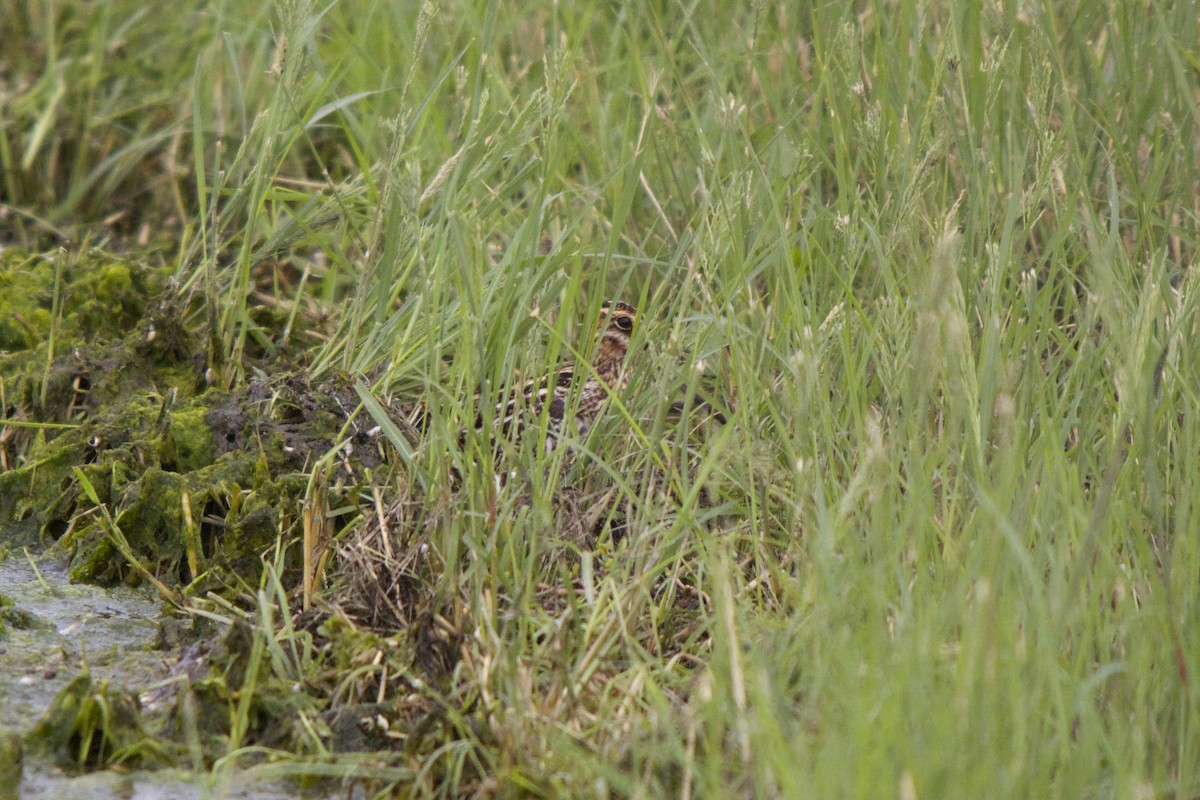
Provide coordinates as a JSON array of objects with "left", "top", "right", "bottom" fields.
[{"left": 4, "top": 0, "right": 1200, "bottom": 796}]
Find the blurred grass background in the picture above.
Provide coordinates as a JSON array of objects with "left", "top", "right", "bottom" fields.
[{"left": 3, "top": 0, "right": 1199, "bottom": 796}]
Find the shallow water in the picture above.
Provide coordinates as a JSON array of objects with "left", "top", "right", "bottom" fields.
[{"left": 0, "top": 553, "right": 342, "bottom": 800}]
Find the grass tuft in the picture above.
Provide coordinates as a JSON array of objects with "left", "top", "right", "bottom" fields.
[{"left": 3, "top": 0, "right": 1199, "bottom": 796}]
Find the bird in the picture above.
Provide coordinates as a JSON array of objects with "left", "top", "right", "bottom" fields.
[
  {"left": 394, "top": 300, "right": 638, "bottom": 465},
  {"left": 479, "top": 300, "right": 637, "bottom": 456}
]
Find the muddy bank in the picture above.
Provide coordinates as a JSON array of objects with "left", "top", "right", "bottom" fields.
[
  {"left": 1, "top": 247, "right": 393, "bottom": 791},
  {"left": 0, "top": 554, "right": 343, "bottom": 799}
]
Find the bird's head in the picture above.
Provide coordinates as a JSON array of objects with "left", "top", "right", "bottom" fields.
[{"left": 597, "top": 300, "right": 636, "bottom": 353}]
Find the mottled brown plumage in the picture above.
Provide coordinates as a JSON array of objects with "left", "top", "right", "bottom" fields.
[
  {"left": 487, "top": 300, "right": 636, "bottom": 454},
  {"left": 397, "top": 302, "right": 638, "bottom": 462}
]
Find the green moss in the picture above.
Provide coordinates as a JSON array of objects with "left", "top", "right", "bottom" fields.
[
  {"left": 70, "top": 263, "right": 134, "bottom": 336},
  {"left": 0, "top": 249, "right": 168, "bottom": 353},
  {"left": 61, "top": 533, "right": 117, "bottom": 585},
  {"left": 0, "top": 249, "right": 182, "bottom": 437},
  {"left": 0, "top": 430, "right": 85, "bottom": 543},
  {"left": 162, "top": 404, "right": 218, "bottom": 473},
  {"left": 62, "top": 452, "right": 258, "bottom": 586},
  {"left": 0, "top": 252, "right": 51, "bottom": 351},
  {"left": 2, "top": 246, "right": 376, "bottom": 603}
]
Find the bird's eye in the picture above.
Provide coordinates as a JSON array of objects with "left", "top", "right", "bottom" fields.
[{"left": 615, "top": 315, "right": 633, "bottom": 332}]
